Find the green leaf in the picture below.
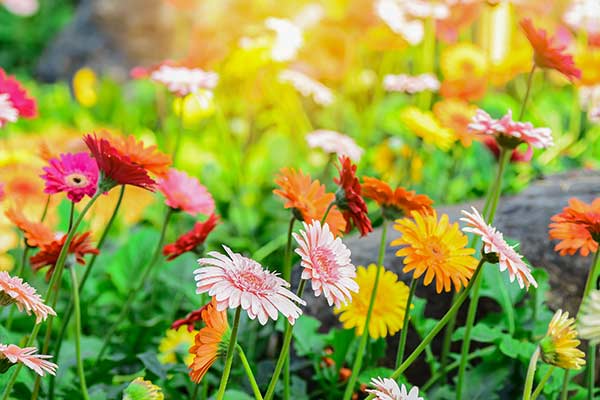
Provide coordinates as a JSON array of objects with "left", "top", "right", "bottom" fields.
[
  {"left": 498, "top": 335, "right": 537, "bottom": 362},
  {"left": 223, "top": 389, "right": 254, "bottom": 400},
  {"left": 137, "top": 351, "right": 167, "bottom": 380},
  {"left": 325, "top": 328, "right": 356, "bottom": 368},
  {"left": 357, "top": 367, "right": 396, "bottom": 385},
  {"left": 292, "top": 316, "right": 326, "bottom": 357},
  {"left": 452, "top": 323, "right": 504, "bottom": 343}
]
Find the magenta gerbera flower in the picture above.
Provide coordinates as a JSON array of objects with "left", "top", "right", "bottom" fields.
[
  {"left": 461, "top": 207, "right": 537, "bottom": 289},
  {"left": 0, "top": 344, "right": 57, "bottom": 376},
  {"left": 41, "top": 152, "right": 99, "bottom": 202},
  {"left": 194, "top": 245, "right": 306, "bottom": 325},
  {"left": 293, "top": 220, "right": 358, "bottom": 307},
  {"left": 0, "top": 68, "right": 36, "bottom": 127},
  {"left": 157, "top": 169, "right": 215, "bottom": 216},
  {"left": 0, "top": 271, "right": 56, "bottom": 324}
]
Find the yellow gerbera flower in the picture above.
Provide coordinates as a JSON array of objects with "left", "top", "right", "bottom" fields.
[
  {"left": 441, "top": 43, "right": 488, "bottom": 80},
  {"left": 334, "top": 264, "right": 409, "bottom": 339},
  {"left": 540, "top": 310, "right": 585, "bottom": 370},
  {"left": 392, "top": 211, "right": 478, "bottom": 293},
  {"left": 123, "top": 377, "right": 164, "bottom": 400},
  {"left": 400, "top": 107, "right": 455, "bottom": 152},
  {"left": 576, "top": 50, "right": 600, "bottom": 86},
  {"left": 158, "top": 328, "right": 197, "bottom": 365}
]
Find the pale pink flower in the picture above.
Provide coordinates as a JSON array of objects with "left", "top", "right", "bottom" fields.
[
  {"left": 151, "top": 65, "right": 218, "bottom": 97},
  {"left": 461, "top": 207, "right": 537, "bottom": 289},
  {"left": 468, "top": 109, "right": 504, "bottom": 135},
  {"left": 564, "top": 0, "right": 600, "bottom": 35},
  {"left": 0, "top": 271, "right": 56, "bottom": 324},
  {"left": 2, "top": 0, "right": 38, "bottom": 16},
  {"left": 157, "top": 169, "right": 214, "bottom": 216},
  {"left": 293, "top": 220, "right": 358, "bottom": 307},
  {"left": 194, "top": 245, "right": 306, "bottom": 324},
  {"left": 306, "top": 130, "right": 363, "bottom": 161},
  {"left": 41, "top": 152, "right": 99, "bottom": 203},
  {"left": 265, "top": 18, "right": 303, "bottom": 62},
  {"left": 367, "top": 377, "right": 423, "bottom": 400},
  {"left": 383, "top": 73, "right": 440, "bottom": 94},
  {"left": 375, "top": 0, "right": 424, "bottom": 45},
  {"left": 279, "top": 70, "right": 334, "bottom": 106},
  {"left": 0, "top": 93, "right": 18, "bottom": 127},
  {"left": 0, "top": 344, "right": 57, "bottom": 376}
]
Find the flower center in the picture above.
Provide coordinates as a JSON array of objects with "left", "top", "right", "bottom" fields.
[
  {"left": 230, "top": 263, "right": 274, "bottom": 294},
  {"left": 65, "top": 173, "right": 89, "bottom": 188},
  {"left": 312, "top": 247, "right": 339, "bottom": 281},
  {"left": 425, "top": 239, "right": 448, "bottom": 268}
]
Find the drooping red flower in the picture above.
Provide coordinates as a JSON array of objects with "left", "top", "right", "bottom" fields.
[
  {"left": 334, "top": 156, "right": 372, "bottom": 236},
  {"left": 163, "top": 214, "right": 219, "bottom": 261},
  {"left": 83, "top": 134, "right": 156, "bottom": 192},
  {"left": 0, "top": 68, "right": 37, "bottom": 126},
  {"left": 520, "top": 18, "right": 581, "bottom": 80},
  {"left": 171, "top": 302, "right": 211, "bottom": 333},
  {"left": 30, "top": 232, "right": 99, "bottom": 280}
]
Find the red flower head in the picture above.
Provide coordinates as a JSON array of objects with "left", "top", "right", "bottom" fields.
[
  {"left": 83, "top": 134, "right": 156, "bottom": 192},
  {"left": 334, "top": 156, "right": 372, "bottom": 236},
  {"left": 481, "top": 136, "right": 533, "bottom": 163},
  {"left": 171, "top": 302, "right": 211, "bottom": 332},
  {"left": 30, "top": 232, "right": 99, "bottom": 280},
  {"left": 520, "top": 18, "right": 581, "bottom": 80},
  {"left": 0, "top": 68, "right": 37, "bottom": 126},
  {"left": 163, "top": 214, "right": 219, "bottom": 261}
]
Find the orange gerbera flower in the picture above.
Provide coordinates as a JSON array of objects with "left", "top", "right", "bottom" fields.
[
  {"left": 520, "top": 18, "right": 581, "bottom": 80},
  {"left": 440, "top": 77, "right": 487, "bottom": 102},
  {"left": 433, "top": 99, "right": 479, "bottom": 147},
  {"left": 111, "top": 134, "right": 172, "bottom": 177},
  {"left": 30, "top": 232, "right": 99, "bottom": 280},
  {"left": 188, "top": 300, "right": 230, "bottom": 383},
  {"left": 362, "top": 177, "right": 433, "bottom": 220},
  {"left": 392, "top": 211, "right": 477, "bottom": 293},
  {"left": 5, "top": 207, "right": 54, "bottom": 248},
  {"left": 273, "top": 168, "right": 346, "bottom": 236},
  {"left": 549, "top": 198, "right": 600, "bottom": 256}
]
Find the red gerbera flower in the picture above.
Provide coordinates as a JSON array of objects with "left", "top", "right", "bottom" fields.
[
  {"left": 334, "top": 156, "right": 372, "bottom": 236},
  {"left": 30, "top": 232, "right": 99, "bottom": 280},
  {"left": 0, "top": 68, "right": 37, "bottom": 126},
  {"left": 171, "top": 302, "right": 211, "bottom": 332},
  {"left": 163, "top": 214, "right": 219, "bottom": 261},
  {"left": 520, "top": 18, "right": 581, "bottom": 80},
  {"left": 83, "top": 134, "right": 156, "bottom": 192}
]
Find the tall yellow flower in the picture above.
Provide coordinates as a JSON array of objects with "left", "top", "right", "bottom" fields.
[
  {"left": 540, "top": 310, "right": 585, "bottom": 370},
  {"left": 441, "top": 43, "right": 488, "bottom": 80},
  {"left": 334, "top": 264, "right": 409, "bottom": 339},
  {"left": 392, "top": 211, "right": 477, "bottom": 293},
  {"left": 400, "top": 107, "right": 455, "bottom": 151},
  {"left": 158, "top": 328, "right": 197, "bottom": 365}
]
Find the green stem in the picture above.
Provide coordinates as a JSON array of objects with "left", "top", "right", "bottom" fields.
[
  {"left": 522, "top": 348, "right": 540, "bottom": 400},
  {"left": 342, "top": 222, "right": 388, "bottom": 400},
  {"left": 395, "top": 277, "right": 417, "bottom": 367},
  {"left": 70, "top": 266, "right": 90, "bottom": 400},
  {"left": 172, "top": 96, "right": 185, "bottom": 165},
  {"left": 364, "top": 258, "right": 486, "bottom": 400},
  {"left": 190, "top": 383, "right": 200, "bottom": 400},
  {"left": 588, "top": 345, "right": 596, "bottom": 400},
  {"left": 561, "top": 370, "right": 570, "bottom": 400},
  {"left": 519, "top": 64, "right": 536, "bottom": 120},
  {"left": 40, "top": 194, "right": 51, "bottom": 222},
  {"left": 581, "top": 251, "right": 600, "bottom": 316},
  {"left": 320, "top": 202, "right": 335, "bottom": 225},
  {"left": 237, "top": 344, "right": 264, "bottom": 400},
  {"left": 5, "top": 245, "right": 30, "bottom": 330},
  {"left": 96, "top": 208, "right": 173, "bottom": 362},
  {"left": 282, "top": 216, "right": 295, "bottom": 400},
  {"left": 439, "top": 291, "right": 459, "bottom": 382},
  {"left": 215, "top": 308, "right": 242, "bottom": 400},
  {"left": 531, "top": 366, "right": 555, "bottom": 400}
]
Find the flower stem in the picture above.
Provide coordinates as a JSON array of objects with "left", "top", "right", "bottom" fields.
[
  {"left": 190, "top": 383, "right": 200, "bottom": 400},
  {"left": 215, "top": 307, "right": 242, "bottom": 400},
  {"left": 531, "top": 366, "right": 555, "bottom": 400},
  {"left": 237, "top": 344, "right": 264, "bottom": 400},
  {"left": 342, "top": 222, "right": 388, "bottom": 400},
  {"left": 519, "top": 64, "right": 536, "bottom": 120},
  {"left": 523, "top": 348, "right": 540, "bottom": 400},
  {"left": 395, "top": 277, "right": 417, "bottom": 367},
  {"left": 581, "top": 251, "right": 600, "bottom": 315},
  {"left": 588, "top": 345, "right": 596, "bottom": 400},
  {"left": 69, "top": 266, "right": 90, "bottom": 400},
  {"left": 282, "top": 216, "right": 295, "bottom": 400},
  {"left": 561, "top": 370, "right": 570, "bottom": 400},
  {"left": 96, "top": 208, "right": 173, "bottom": 362},
  {"left": 364, "top": 258, "right": 486, "bottom": 400},
  {"left": 321, "top": 202, "right": 335, "bottom": 225},
  {"left": 172, "top": 96, "right": 185, "bottom": 166}
]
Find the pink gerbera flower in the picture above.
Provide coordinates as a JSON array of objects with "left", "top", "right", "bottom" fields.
[
  {"left": 306, "top": 130, "right": 364, "bottom": 161},
  {"left": 194, "top": 245, "right": 306, "bottom": 324},
  {"left": 293, "top": 220, "right": 358, "bottom": 307},
  {"left": 0, "top": 272, "right": 55, "bottom": 324},
  {"left": 0, "top": 68, "right": 36, "bottom": 126},
  {"left": 0, "top": 94, "right": 18, "bottom": 126},
  {"left": 0, "top": 344, "right": 57, "bottom": 376},
  {"left": 461, "top": 207, "right": 537, "bottom": 289},
  {"left": 150, "top": 65, "right": 218, "bottom": 97},
  {"left": 366, "top": 377, "right": 424, "bottom": 400},
  {"left": 41, "top": 152, "right": 99, "bottom": 202},
  {"left": 157, "top": 169, "right": 215, "bottom": 216}
]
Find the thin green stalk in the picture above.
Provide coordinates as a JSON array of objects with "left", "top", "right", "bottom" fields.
[
  {"left": 342, "top": 222, "right": 388, "bottom": 400},
  {"left": 96, "top": 208, "right": 173, "bottom": 362},
  {"left": 282, "top": 216, "right": 295, "bottom": 400},
  {"left": 523, "top": 348, "right": 540, "bottom": 400},
  {"left": 190, "top": 384, "right": 200, "bottom": 400},
  {"left": 395, "top": 277, "right": 417, "bottom": 367},
  {"left": 561, "top": 370, "right": 570, "bottom": 400},
  {"left": 215, "top": 308, "right": 242, "bottom": 400},
  {"left": 581, "top": 251, "right": 600, "bottom": 315},
  {"left": 364, "top": 259, "right": 486, "bottom": 400},
  {"left": 70, "top": 266, "right": 90, "bottom": 400},
  {"left": 40, "top": 195, "right": 51, "bottom": 222},
  {"left": 172, "top": 96, "right": 185, "bottom": 165},
  {"left": 531, "top": 366, "right": 555, "bottom": 400},
  {"left": 237, "top": 344, "right": 264, "bottom": 400},
  {"left": 439, "top": 291, "right": 459, "bottom": 382},
  {"left": 320, "top": 202, "right": 335, "bottom": 225},
  {"left": 588, "top": 345, "right": 596, "bottom": 400},
  {"left": 519, "top": 65, "right": 536, "bottom": 120},
  {"left": 5, "top": 245, "right": 30, "bottom": 330}
]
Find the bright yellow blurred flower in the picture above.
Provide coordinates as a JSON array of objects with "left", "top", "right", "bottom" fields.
[
  {"left": 158, "top": 328, "right": 197, "bottom": 365},
  {"left": 576, "top": 50, "right": 600, "bottom": 86},
  {"left": 72, "top": 67, "right": 98, "bottom": 108},
  {"left": 433, "top": 99, "right": 478, "bottom": 147},
  {"left": 400, "top": 106, "right": 455, "bottom": 151},
  {"left": 0, "top": 253, "right": 14, "bottom": 272},
  {"left": 123, "top": 377, "right": 164, "bottom": 400},
  {"left": 334, "top": 264, "right": 410, "bottom": 339},
  {"left": 173, "top": 90, "right": 215, "bottom": 124},
  {"left": 540, "top": 309, "right": 585, "bottom": 370},
  {"left": 441, "top": 43, "right": 488, "bottom": 80}
]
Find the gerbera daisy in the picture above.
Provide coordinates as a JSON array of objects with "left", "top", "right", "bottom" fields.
[
  {"left": 0, "top": 67, "right": 36, "bottom": 127},
  {"left": 335, "top": 264, "right": 409, "bottom": 339},
  {"left": 461, "top": 207, "right": 537, "bottom": 289},
  {"left": 334, "top": 156, "right": 372, "bottom": 237},
  {"left": 83, "top": 134, "right": 156, "bottom": 192},
  {"left": 158, "top": 328, "right": 197, "bottom": 365},
  {"left": 482, "top": 136, "right": 533, "bottom": 164},
  {"left": 150, "top": 65, "right": 218, "bottom": 97},
  {"left": 273, "top": 168, "right": 346, "bottom": 236},
  {"left": 549, "top": 198, "right": 600, "bottom": 256},
  {"left": 362, "top": 177, "right": 433, "bottom": 220},
  {"left": 41, "top": 152, "right": 99, "bottom": 203},
  {"left": 194, "top": 245, "right": 306, "bottom": 324},
  {"left": 520, "top": 18, "right": 581, "bottom": 80},
  {"left": 123, "top": 377, "right": 164, "bottom": 400},
  {"left": 433, "top": 98, "right": 479, "bottom": 147},
  {"left": 111, "top": 135, "right": 172, "bottom": 177},
  {"left": 540, "top": 310, "right": 585, "bottom": 370},
  {"left": 578, "top": 290, "right": 600, "bottom": 345},
  {"left": 5, "top": 207, "right": 54, "bottom": 248},
  {"left": 278, "top": 69, "right": 334, "bottom": 106},
  {"left": 0, "top": 344, "right": 57, "bottom": 376},
  {"left": 293, "top": 220, "right": 358, "bottom": 307},
  {"left": 0, "top": 271, "right": 55, "bottom": 323},
  {"left": 400, "top": 106, "right": 455, "bottom": 151},
  {"left": 306, "top": 130, "right": 364, "bottom": 161},
  {"left": 366, "top": 377, "right": 424, "bottom": 400},
  {"left": 30, "top": 232, "right": 99, "bottom": 280},
  {"left": 441, "top": 43, "right": 488, "bottom": 81},
  {"left": 163, "top": 214, "right": 218, "bottom": 261},
  {"left": 157, "top": 169, "right": 214, "bottom": 216},
  {"left": 392, "top": 211, "right": 477, "bottom": 293},
  {"left": 189, "top": 300, "right": 230, "bottom": 383}
]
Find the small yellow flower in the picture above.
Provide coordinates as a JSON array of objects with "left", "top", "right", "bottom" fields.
[
  {"left": 400, "top": 107, "right": 455, "bottom": 152},
  {"left": 334, "top": 264, "right": 410, "bottom": 339},
  {"left": 72, "top": 67, "right": 98, "bottom": 108},
  {"left": 576, "top": 50, "right": 600, "bottom": 86},
  {"left": 123, "top": 377, "right": 164, "bottom": 400},
  {"left": 158, "top": 328, "right": 197, "bottom": 365},
  {"left": 441, "top": 43, "right": 488, "bottom": 80},
  {"left": 540, "top": 310, "right": 585, "bottom": 370}
]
